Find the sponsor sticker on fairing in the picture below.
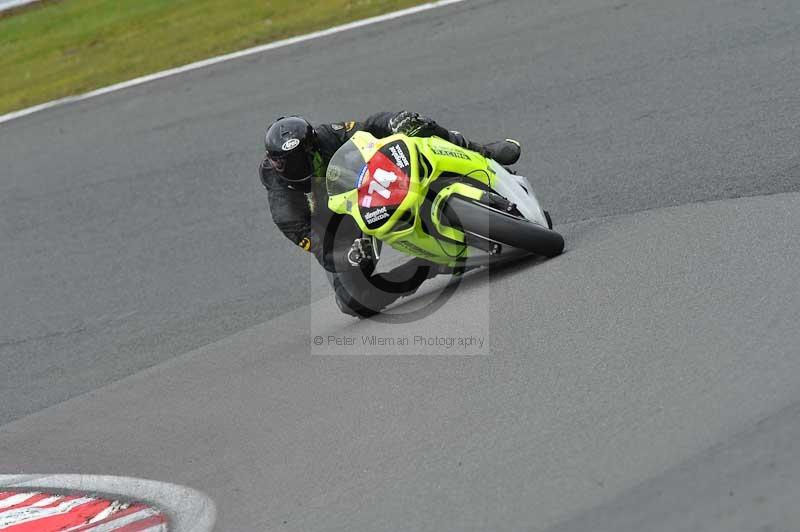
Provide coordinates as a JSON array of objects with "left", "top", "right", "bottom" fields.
[
  {"left": 389, "top": 144, "right": 410, "bottom": 168},
  {"left": 364, "top": 205, "right": 390, "bottom": 223},
  {"left": 430, "top": 145, "right": 470, "bottom": 160}
]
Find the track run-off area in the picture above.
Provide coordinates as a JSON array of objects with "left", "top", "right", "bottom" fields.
[{"left": 1, "top": 0, "right": 799, "bottom": 530}]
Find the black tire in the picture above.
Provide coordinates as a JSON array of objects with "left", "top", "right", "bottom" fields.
[{"left": 441, "top": 195, "right": 565, "bottom": 258}]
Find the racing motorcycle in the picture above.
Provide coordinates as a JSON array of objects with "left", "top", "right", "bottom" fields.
[{"left": 325, "top": 131, "right": 564, "bottom": 270}]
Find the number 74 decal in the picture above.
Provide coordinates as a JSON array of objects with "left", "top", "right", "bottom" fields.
[{"left": 361, "top": 168, "right": 398, "bottom": 208}]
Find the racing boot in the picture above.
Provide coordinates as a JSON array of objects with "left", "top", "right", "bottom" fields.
[
  {"left": 480, "top": 139, "right": 521, "bottom": 166},
  {"left": 448, "top": 131, "right": 521, "bottom": 166}
]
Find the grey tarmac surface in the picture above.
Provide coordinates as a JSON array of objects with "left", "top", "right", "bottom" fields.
[
  {"left": 2, "top": 193, "right": 800, "bottom": 531},
  {"left": 1, "top": 0, "right": 799, "bottom": 530}
]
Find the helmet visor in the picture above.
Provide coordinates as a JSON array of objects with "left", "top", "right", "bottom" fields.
[{"left": 267, "top": 148, "right": 313, "bottom": 184}]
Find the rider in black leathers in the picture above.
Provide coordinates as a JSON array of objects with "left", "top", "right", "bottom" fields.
[{"left": 259, "top": 111, "right": 521, "bottom": 317}]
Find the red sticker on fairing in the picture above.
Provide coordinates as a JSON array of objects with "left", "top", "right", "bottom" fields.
[{"left": 358, "top": 151, "right": 409, "bottom": 209}]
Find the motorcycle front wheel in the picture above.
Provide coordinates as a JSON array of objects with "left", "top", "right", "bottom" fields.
[{"left": 441, "top": 195, "right": 565, "bottom": 258}]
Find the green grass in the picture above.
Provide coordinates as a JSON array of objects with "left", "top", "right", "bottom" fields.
[{"left": 0, "top": 0, "right": 431, "bottom": 115}]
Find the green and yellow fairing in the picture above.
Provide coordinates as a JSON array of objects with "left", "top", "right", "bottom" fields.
[{"left": 326, "top": 131, "right": 500, "bottom": 267}]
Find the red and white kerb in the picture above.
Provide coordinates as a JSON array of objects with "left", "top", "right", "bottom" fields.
[{"left": 0, "top": 491, "right": 168, "bottom": 531}]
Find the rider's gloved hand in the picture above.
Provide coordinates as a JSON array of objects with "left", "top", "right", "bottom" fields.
[
  {"left": 389, "top": 111, "right": 437, "bottom": 137},
  {"left": 346, "top": 238, "right": 374, "bottom": 267}
]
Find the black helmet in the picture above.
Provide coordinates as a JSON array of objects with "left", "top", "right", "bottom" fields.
[{"left": 264, "top": 116, "right": 316, "bottom": 192}]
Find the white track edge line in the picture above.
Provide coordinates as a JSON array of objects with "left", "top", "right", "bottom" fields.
[
  {"left": 0, "top": 0, "right": 467, "bottom": 126},
  {"left": 0, "top": 0, "right": 39, "bottom": 13}
]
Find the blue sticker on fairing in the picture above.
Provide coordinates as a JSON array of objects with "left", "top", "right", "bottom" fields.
[{"left": 356, "top": 164, "right": 368, "bottom": 188}]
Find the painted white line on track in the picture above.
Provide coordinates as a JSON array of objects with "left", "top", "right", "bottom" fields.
[
  {"left": 0, "top": 0, "right": 467, "bottom": 126},
  {"left": 0, "top": 475, "right": 216, "bottom": 532}
]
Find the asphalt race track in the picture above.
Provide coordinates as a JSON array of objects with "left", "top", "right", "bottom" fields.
[{"left": 1, "top": 0, "right": 799, "bottom": 530}]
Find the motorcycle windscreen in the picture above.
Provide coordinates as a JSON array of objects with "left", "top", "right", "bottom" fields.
[
  {"left": 326, "top": 139, "right": 369, "bottom": 197},
  {"left": 357, "top": 141, "right": 411, "bottom": 230}
]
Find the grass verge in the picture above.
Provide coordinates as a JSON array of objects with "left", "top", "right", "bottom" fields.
[{"left": 0, "top": 0, "right": 431, "bottom": 116}]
